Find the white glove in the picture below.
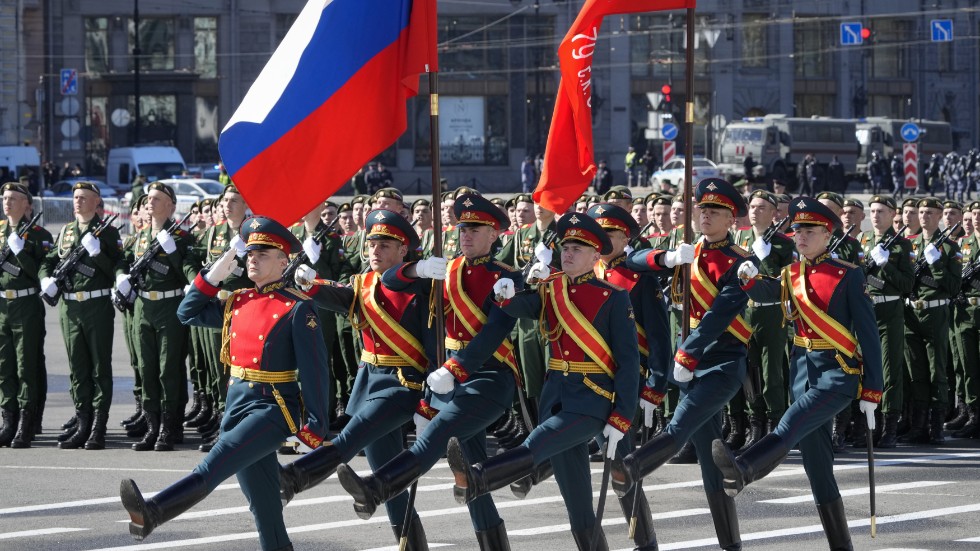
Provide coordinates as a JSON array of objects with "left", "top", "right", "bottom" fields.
[
  {"left": 870, "top": 244, "right": 890, "bottom": 267},
  {"left": 81, "top": 233, "right": 101, "bottom": 257},
  {"left": 924, "top": 243, "right": 942, "bottom": 265},
  {"left": 601, "top": 423, "right": 626, "bottom": 459},
  {"left": 303, "top": 236, "right": 321, "bottom": 264},
  {"left": 663, "top": 243, "right": 695, "bottom": 268},
  {"left": 183, "top": 283, "right": 192, "bottom": 294},
  {"left": 115, "top": 273, "right": 132, "bottom": 296},
  {"left": 624, "top": 245, "right": 635, "bottom": 255},
  {"left": 156, "top": 230, "right": 176, "bottom": 254},
  {"left": 752, "top": 238, "right": 771, "bottom": 261},
  {"left": 526, "top": 261, "right": 550, "bottom": 282},
  {"left": 830, "top": 252, "right": 839, "bottom": 259},
  {"left": 295, "top": 264, "right": 317, "bottom": 288},
  {"left": 673, "top": 362, "right": 693, "bottom": 383},
  {"left": 40, "top": 276, "right": 58, "bottom": 298},
  {"left": 205, "top": 249, "right": 238, "bottom": 286},
  {"left": 413, "top": 413, "right": 431, "bottom": 436},
  {"left": 859, "top": 400, "right": 878, "bottom": 432},
  {"left": 534, "top": 242, "right": 553, "bottom": 265},
  {"left": 493, "top": 278, "right": 515, "bottom": 301},
  {"left": 737, "top": 261, "right": 759, "bottom": 281},
  {"left": 285, "top": 435, "right": 315, "bottom": 455},
  {"left": 640, "top": 400, "right": 657, "bottom": 428},
  {"left": 6, "top": 233, "right": 24, "bottom": 255},
  {"left": 415, "top": 256, "right": 448, "bottom": 280},
  {"left": 229, "top": 234, "right": 246, "bottom": 257},
  {"left": 426, "top": 366, "right": 456, "bottom": 394}
]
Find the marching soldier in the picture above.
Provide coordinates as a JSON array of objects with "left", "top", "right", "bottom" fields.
[
  {"left": 902, "top": 196, "right": 923, "bottom": 236},
  {"left": 949, "top": 201, "right": 980, "bottom": 438},
  {"left": 614, "top": 178, "right": 756, "bottom": 551},
  {"left": 601, "top": 186, "right": 632, "bottom": 212},
  {"left": 730, "top": 190, "right": 795, "bottom": 451},
  {"left": 119, "top": 196, "right": 149, "bottom": 436},
  {"left": 121, "top": 216, "right": 331, "bottom": 551},
  {"left": 714, "top": 196, "right": 883, "bottom": 551},
  {"left": 278, "top": 209, "right": 433, "bottom": 549},
  {"left": 39, "top": 182, "right": 124, "bottom": 450},
  {"left": 815, "top": 192, "right": 861, "bottom": 264},
  {"left": 0, "top": 182, "right": 52, "bottom": 448},
  {"left": 858, "top": 195, "right": 914, "bottom": 448},
  {"left": 337, "top": 193, "right": 521, "bottom": 549},
  {"left": 449, "top": 211, "right": 640, "bottom": 550},
  {"left": 116, "top": 182, "right": 199, "bottom": 452}
]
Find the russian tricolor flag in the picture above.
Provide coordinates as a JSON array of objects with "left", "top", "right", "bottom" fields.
[{"left": 219, "top": 0, "right": 436, "bottom": 225}]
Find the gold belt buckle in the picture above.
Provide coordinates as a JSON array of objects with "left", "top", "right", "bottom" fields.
[
  {"left": 75, "top": 291, "right": 85, "bottom": 301},
  {"left": 149, "top": 291, "right": 160, "bottom": 300},
  {"left": 3, "top": 290, "right": 14, "bottom": 299},
  {"left": 366, "top": 352, "right": 378, "bottom": 364},
  {"left": 803, "top": 337, "right": 813, "bottom": 350},
  {"left": 914, "top": 299, "right": 925, "bottom": 310},
  {"left": 562, "top": 360, "right": 570, "bottom": 376},
  {"left": 971, "top": 297, "right": 979, "bottom": 306}
]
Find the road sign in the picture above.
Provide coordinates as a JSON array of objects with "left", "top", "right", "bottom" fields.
[
  {"left": 663, "top": 140, "right": 676, "bottom": 165},
  {"left": 901, "top": 122, "right": 921, "bottom": 142},
  {"left": 661, "top": 123, "right": 678, "bottom": 141},
  {"left": 840, "top": 23, "right": 864, "bottom": 46},
  {"left": 904, "top": 143, "right": 919, "bottom": 190},
  {"left": 931, "top": 19, "right": 953, "bottom": 42},
  {"left": 60, "top": 68, "right": 77, "bottom": 95}
]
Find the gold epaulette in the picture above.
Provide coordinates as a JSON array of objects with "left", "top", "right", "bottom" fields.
[
  {"left": 283, "top": 287, "right": 312, "bottom": 301},
  {"left": 493, "top": 260, "right": 517, "bottom": 272},
  {"left": 831, "top": 258, "right": 858, "bottom": 269},
  {"left": 594, "top": 277, "right": 625, "bottom": 292},
  {"left": 730, "top": 244, "right": 752, "bottom": 258}
]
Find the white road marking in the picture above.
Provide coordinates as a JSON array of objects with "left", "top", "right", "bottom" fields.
[
  {"left": 0, "top": 483, "right": 240, "bottom": 516},
  {"left": 508, "top": 508, "right": 709, "bottom": 536},
  {"left": 758, "top": 480, "right": 955, "bottom": 504},
  {"left": 0, "top": 527, "right": 89, "bottom": 540}
]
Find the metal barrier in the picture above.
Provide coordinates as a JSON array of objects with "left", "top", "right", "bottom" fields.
[{"left": 31, "top": 196, "right": 197, "bottom": 236}]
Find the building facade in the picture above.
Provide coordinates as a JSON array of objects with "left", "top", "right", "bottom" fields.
[{"left": 7, "top": 0, "right": 978, "bottom": 191}]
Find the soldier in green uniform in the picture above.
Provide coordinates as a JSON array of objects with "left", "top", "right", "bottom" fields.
[
  {"left": 0, "top": 182, "right": 52, "bottom": 449},
  {"left": 601, "top": 186, "right": 632, "bottom": 212},
  {"left": 857, "top": 195, "right": 914, "bottom": 448},
  {"left": 39, "top": 182, "right": 123, "bottom": 450},
  {"left": 116, "top": 182, "right": 200, "bottom": 452},
  {"left": 182, "top": 200, "right": 211, "bottom": 428},
  {"left": 730, "top": 190, "right": 795, "bottom": 451},
  {"left": 815, "top": 192, "right": 861, "bottom": 264},
  {"left": 902, "top": 196, "right": 922, "bottom": 236},
  {"left": 119, "top": 196, "right": 149, "bottom": 435},
  {"left": 189, "top": 186, "right": 250, "bottom": 452},
  {"left": 948, "top": 201, "right": 980, "bottom": 438},
  {"left": 290, "top": 201, "right": 353, "bottom": 429},
  {"left": 942, "top": 200, "right": 968, "bottom": 430},
  {"left": 412, "top": 198, "right": 435, "bottom": 255},
  {"left": 901, "top": 197, "right": 962, "bottom": 445}
]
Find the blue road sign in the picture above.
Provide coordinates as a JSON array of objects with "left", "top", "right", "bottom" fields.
[
  {"left": 901, "top": 122, "right": 921, "bottom": 142},
  {"left": 840, "top": 22, "right": 863, "bottom": 46},
  {"left": 931, "top": 20, "right": 953, "bottom": 42},
  {"left": 60, "top": 68, "right": 77, "bottom": 95},
  {"left": 661, "top": 123, "right": 678, "bottom": 141}
]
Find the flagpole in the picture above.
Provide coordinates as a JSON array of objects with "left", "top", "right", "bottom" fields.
[{"left": 680, "top": 6, "right": 696, "bottom": 339}]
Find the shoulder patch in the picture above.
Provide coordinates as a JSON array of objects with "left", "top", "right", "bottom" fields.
[
  {"left": 831, "top": 258, "right": 858, "bottom": 269},
  {"left": 729, "top": 244, "right": 752, "bottom": 258},
  {"left": 283, "top": 288, "right": 313, "bottom": 301},
  {"left": 493, "top": 260, "right": 517, "bottom": 273},
  {"left": 594, "top": 278, "right": 625, "bottom": 292}
]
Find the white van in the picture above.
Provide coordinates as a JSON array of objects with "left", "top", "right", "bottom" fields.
[
  {"left": 0, "top": 145, "right": 41, "bottom": 183},
  {"left": 107, "top": 146, "right": 187, "bottom": 189}
]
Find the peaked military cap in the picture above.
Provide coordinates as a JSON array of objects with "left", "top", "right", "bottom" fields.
[
  {"left": 72, "top": 180, "right": 101, "bottom": 196},
  {"left": 815, "top": 191, "right": 844, "bottom": 208},
  {"left": 454, "top": 193, "right": 508, "bottom": 230},
  {"left": 147, "top": 181, "right": 177, "bottom": 203},
  {"left": 557, "top": 211, "right": 613, "bottom": 255},
  {"left": 868, "top": 195, "right": 897, "bottom": 210},
  {"left": 695, "top": 178, "right": 747, "bottom": 217},
  {"left": 749, "top": 189, "right": 778, "bottom": 208},
  {"left": 364, "top": 209, "right": 420, "bottom": 250},
  {"left": 453, "top": 186, "right": 480, "bottom": 199},
  {"left": 789, "top": 196, "right": 842, "bottom": 233},
  {"left": 588, "top": 203, "right": 639, "bottom": 240},
  {"left": 240, "top": 216, "right": 302, "bottom": 254}
]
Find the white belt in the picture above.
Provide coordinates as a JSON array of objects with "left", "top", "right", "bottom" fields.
[
  {"left": 871, "top": 295, "right": 902, "bottom": 305},
  {"left": 138, "top": 289, "right": 185, "bottom": 301},
  {"left": 0, "top": 288, "right": 37, "bottom": 300},
  {"left": 62, "top": 288, "right": 111, "bottom": 302},
  {"left": 217, "top": 290, "right": 233, "bottom": 300},
  {"left": 906, "top": 298, "right": 949, "bottom": 310},
  {"left": 747, "top": 300, "right": 780, "bottom": 308}
]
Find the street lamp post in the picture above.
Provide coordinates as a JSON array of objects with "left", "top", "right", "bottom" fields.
[{"left": 133, "top": 0, "right": 141, "bottom": 144}]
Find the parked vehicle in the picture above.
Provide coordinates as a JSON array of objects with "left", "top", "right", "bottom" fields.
[
  {"left": 106, "top": 146, "right": 186, "bottom": 189},
  {"left": 43, "top": 178, "right": 118, "bottom": 198},
  {"left": 648, "top": 156, "right": 721, "bottom": 188}
]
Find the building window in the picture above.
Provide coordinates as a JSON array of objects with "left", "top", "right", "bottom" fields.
[
  {"left": 129, "top": 95, "right": 177, "bottom": 144},
  {"left": 741, "top": 14, "right": 768, "bottom": 69},
  {"left": 415, "top": 95, "right": 508, "bottom": 166},
  {"left": 194, "top": 17, "right": 217, "bottom": 78},
  {"left": 195, "top": 97, "right": 219, "bottom": 162},
  {"left": 870, "top": 19, "right": 912, "bottom": 79},
  {"left": 85, "top": 18, "right": 109, "bottom": 74},
  {"left": 794, "top": 19, "right": 832, "bottom": 78},
  {"left": 129, "top": 18, "right": 175, "bottom": 71},
  {"left": 628, "top": 14, "right": 708, "bottom": 78},
  {"left": 868, "top": 95, "right": 910, "bottom": 119},
  {"left": 439, "top": 16, "right": 508, "bottom": 78},
  {"left": 85, "top": 96, "right": 109, "bottom": 175},
  {"left": 276, "top": 13, "right": 297, "bottom": 45},
  {"left": 794, "top": 94, "right": 834, "bottom": 118}
]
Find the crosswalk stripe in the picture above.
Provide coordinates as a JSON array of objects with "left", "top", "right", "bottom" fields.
[
  {"left": 758, "top": 480, "right": 955, "bottom": 504},
  {"left": 0, "top": 527, "right": 88, "bottom": 540}
]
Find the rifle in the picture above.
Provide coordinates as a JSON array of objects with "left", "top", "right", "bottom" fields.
[
  {"left": 911, "top": 222, "right": 960, "bottom": 300},
  {"left": 282, "top": 216, "right": 339, "bottom": 286},
  {"left": 0, "top": 211, "right": 43, "bottom": 277},
  {"left": 112, "top": 213, "right": 192, "bottom": 313},
  {"left": 761, "top": 217, "right": 787, "bottom": 244},
  {"left": 521, "top": 227, "right": 559, "bottom": 281},
  {"left": 954, "top": 254, "right": 980, "bottom": 304},
  {"left": 42, "top": 214, "right": 119, "bottom": 306},
  {"left": 827, "top": 224, "right": 855, "bottom": 257},
  {"left": 629, "top": 221, "right": 655, "bottom": 249},
  {"left": 864, "top": 225, "right": 907, "bottom": 277}
]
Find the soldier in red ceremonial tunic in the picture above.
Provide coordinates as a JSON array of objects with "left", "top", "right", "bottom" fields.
[
  {"left": 447, "top": 212, "right": 639, "bottom": 550},
  {"left": 713, "top": 197, "right": 883, "bottom": 551},
  {"left": 120, "top": 216, "right": 331, "bottom": 551},
  {"left": 614, "top": 178, "right": 759, "bottom": 551}
]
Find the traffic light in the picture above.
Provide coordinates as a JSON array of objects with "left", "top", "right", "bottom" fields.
[{"left": 661, "top": 84, "right": 672, "bottom": 104}]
